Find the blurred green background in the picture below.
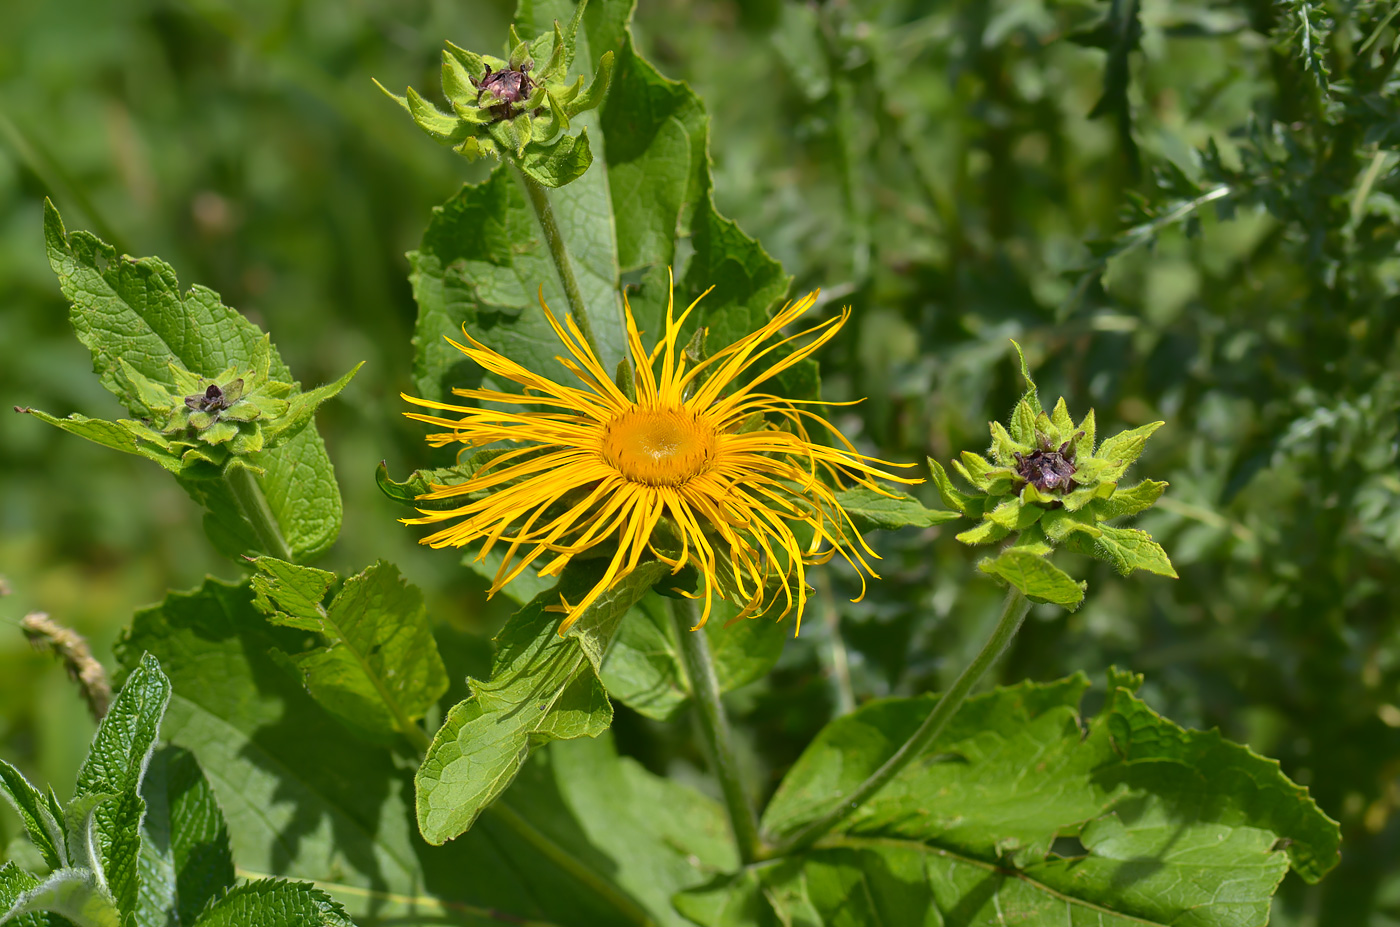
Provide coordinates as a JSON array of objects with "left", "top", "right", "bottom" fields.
[{"left": 3, "top": 0, "right": 1398, "bottom": 923}]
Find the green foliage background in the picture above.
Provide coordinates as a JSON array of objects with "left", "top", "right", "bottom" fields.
[{"left": 2, "top": 0, "right": 1398, "bottom": 923}]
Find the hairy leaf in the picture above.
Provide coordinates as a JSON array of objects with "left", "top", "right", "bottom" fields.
[
  {"left": 416, "top": 560, "right": 667, "bottom": 844},
  {"left": 251, "top": 558, "right": 449, "bottom": 744},
  {"left": 74, "top": 652, "right": 171, "bottom": 920},
  {"left": 189, "top": 879, "right": 352, "bottom": 927},
  {"left": 42, "top": 202, "right": 346, "bottom": 560},
  {"left": 830, "top": 488, "right": 960, "bottom": 532},
  {"left": 136, "top": 746, "right": 234, "bottom": 927},
  {"left": 0, "top": 762, "right": 66, "bottom": 872},
  {"left": 749, "top": 676, "right": 1340, "bottom": 925}
]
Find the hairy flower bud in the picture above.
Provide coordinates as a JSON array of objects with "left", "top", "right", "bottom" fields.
[
  {"left": 375, "top": 3, "right": 614, "bottom": 187},
  {"left": 928, "top": 342, "right": 1176, "bottom": 609}
]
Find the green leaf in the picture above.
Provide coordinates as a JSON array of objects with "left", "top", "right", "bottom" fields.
[
  {"left": 74, "top": 652, "right": 171, "bottom": 920},
  {"left": 925, "top": 458, "right": 970, "bottom": 515},
  {"left": 1092, "top": 478, "right": 1167, "bottom": 519},
  {"left": 1009, "top": 339, "right": 1042, "bottom": 414},
  {"left": 1095, "top": 421, "right": 1164, "bottom": 481},
  {"left": 256, "top": 362, "right": 363, "bottom": 449},
  {"left": 1072, "top": 0, "right": 1143, "bottom": 174},
  {"left": 977, "top": 548, "right": 1085, "bottom": 607},
  {"left": 136, "top": 746, "right": 234, "bottom": 927},
  {"left": 1, "top": 868, "right": 121, "bottom": 927},
  {"left": 831, "top": 488, "right": 960, "bottom": 532},
  {"left": 0, "top": 863, "right": 58, "bottom": 927},
  {"left": 512, "top": 735, "right": 739, "bottom": 925},
  {"left": 760, "top": 675, "right": 1340, "bottom": 924},
  {"left": 1049, "top": 396, "right": 1075, "bottom": 439},
  {"left": 517, "top": 128, "right": 594, "bottom": 187},
  {"left": 988, "top": 421, "right": 1028, "bottom": 467},
  {"left": 416, "top": 559, "right": 667, "bottom": 844},
  {"left": 250, "top": 558, "right": 450, "bottom": 744},
  {"left": 42, "top": 201, "right": 346, "bottom": 561},
  {"left": 189, "top": 879, "right": 352, "bottom": 927},
  {"left": 1072, "top": 524, "right": 1178, "bottom": 578},
  {"left": 19, "top": 410, "right": 188, "bottom": 475},
  {"left": 953, "top": 518, "right": 1009, "bottom": 546},
  {"left": 115, "top": 577, "right": 654, "bottom": 924},
  {"left": 117, "top": 575, "right": 735, "bottom": 925},
  {"left": 1040, "top": 506, "right": 1102, "bottom": 542},
  {"left": 0, "top": 761, "right": 66, "bottom": 872},
  {"left": 985, "top": 498, "right": 1044, "bottom": 532}
]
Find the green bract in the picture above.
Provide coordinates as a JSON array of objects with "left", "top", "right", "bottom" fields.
[
  {"left": 25, "top": 332, "right": 358, "bottom": 478},
  {"left": 375, "top": 2, "right": 613, "bottom": 186},
  {"left": 928, "top": 342, "right": 1176, "bottom": 608}
]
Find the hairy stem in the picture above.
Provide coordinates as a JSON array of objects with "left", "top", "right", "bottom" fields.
[
  {"left": 671, "top": 598, "right": 764, "bottom": 864},
  {"left": 224, "top": 463, "right": 296, "bottom": 563},
  {"left": 510, "top": 160, "right": 604, "bottom": 359},
  {"left": 766, "top": 588, "right": 1031, "bottom": 857}
]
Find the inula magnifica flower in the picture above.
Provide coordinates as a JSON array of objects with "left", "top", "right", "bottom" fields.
[{"left": 403, "top": 285, "right": 919, "bottom": 634}]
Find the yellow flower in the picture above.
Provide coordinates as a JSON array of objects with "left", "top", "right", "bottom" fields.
[{"left": 403, "top": 283, "right": 920, "bottom": 634}]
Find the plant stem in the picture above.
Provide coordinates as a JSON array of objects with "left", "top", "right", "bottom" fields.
[
  {"left": 766, "top": 588, "right": 1031, "bottom": 857},
  {"left": 670, "top": 598, "right": 764, "bottom": 864},
  {"left": 510, "top": 160, "right": 604, "bottom": 360},
  {"left": 406, "top": 722, "right": 649, "bottom": 924},
  {"left": 224, "top": 463, "right": 296, "bottom": 563},
  {"left": 488, "top": 800, "right": 655, "bottom": 927}
]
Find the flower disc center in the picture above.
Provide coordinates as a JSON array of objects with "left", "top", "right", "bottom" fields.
[{"left": 603, "top": 408, "right": 717, "bottom": 486}]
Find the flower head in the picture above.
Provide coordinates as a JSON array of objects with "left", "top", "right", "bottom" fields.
[
  {"left": 376, "top": 5, "right": 614, "bottom": 183},
  {"left": 928, "top": 342, "right": 1176, "bottom": 609},
  {"left": 403, "top": 283, "right": 919, "bottom": 634}
]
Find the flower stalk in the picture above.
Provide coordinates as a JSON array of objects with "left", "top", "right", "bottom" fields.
[
  {"left": 671, "top": 597, "right": 764, "bottom": 864},
  {"left": 510, "top": 158, "right": 603, "bottom": 359},
  {"left": 224, "top": 463, "right": 296, "bottom": 564},
  {"left": 765, "top": 588, "right": 1032, "bottom": 857}
]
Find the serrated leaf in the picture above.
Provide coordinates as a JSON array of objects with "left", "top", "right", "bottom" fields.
[
  {"left": 42, "top": 202, "right": 346, "bottom": 561},
  {"left": 1092, "top": 478, "right": 1167, "bottom": 519},
  {"left": 257, "top": 362, "right": 362, "bottom": 449},
  {"left": 0, "top": 761, "right": 66, "bottom": 871},
  {"left": 517, "top": 128, "right": 594, "bottom": 187},
  {"left": 1, "top": 868, "right": 121, "bottom": 927},
  {"left": 0, "top": 863, "right": 55, "bottom": 927},
  {"left": 1094, "top": 421, "right": 1163, "bottom": 481},
  {"left": 189, "top": 879, "right": 352, "bottom": 927},
  {"left": 831, "top": 488, "right": 960, "bottom": 531},
  {"left": 74, "top": 652, "right": 171, "bottom": 920},
  {"left": 116, "top": 576, "right": 701, "bottom": 925},
  {"left": 251, "top": 558, "right": 449, "bottom": 744},
  {"left": 759, "top": 675, "right": 1339, "bottom": 923},
  {"left": 21, "top": 410, "right": 187, "bottom": 475},
  {"left": 1040, "top": 506, "right": 1102, "bottom": 542},
  {"left": 1009, "top": 340, "right": 1042, "bottom": 414},
  {"left": 416, "top": 559, "right": 668, "bottom": 844},
  {"left": 978, "top": 549, "right": 1085, "bottom": 607},
  {"left": 1073, "top": 524, "right": 1178, "bottom": 578},
  {"left": 135, "top": 746, "right": 234, "bottom": 927},
  {"left": 1010, "top": 397, "right": 1038, "bottom": 446},
  {"left": 1074, "top": 0, "right": 1143, "bottom": 174}
]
